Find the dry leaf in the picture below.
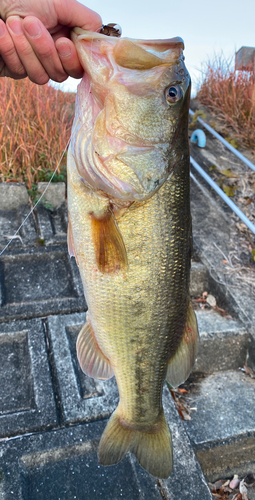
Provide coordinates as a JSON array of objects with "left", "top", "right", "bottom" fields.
[
  {"left": 244, "top": 197, "right": 253, "bottom": 206},
  {"left": 223, "top": 184, "right": 237, "bottom": 197},
  {"left": 219, "top": 168, "right": 239, "bottom": 178},
  {"left": 206, "top": 294, "right": 217, "bottom": 307},
  {"left": 229, "top": 476, "right": 240, "bottom": 489},
  {"left": 243, "top": 365, "right": 255, "bottom": 379},
  {"left": 239, "top": 479, "right": 248, "bottom": 499}
]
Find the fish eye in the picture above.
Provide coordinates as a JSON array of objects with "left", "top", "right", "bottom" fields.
[{"left": 165, "top": 84, "right": 182, "bottom": 104}]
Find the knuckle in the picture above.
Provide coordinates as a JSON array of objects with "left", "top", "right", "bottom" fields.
[{"left": 30, "top": 73, "right": 49, "bottom": 85}]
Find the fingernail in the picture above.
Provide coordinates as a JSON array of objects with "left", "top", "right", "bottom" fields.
[
  {"left": 8, "top": 17, "right": 23, "bottom": 36},
  {"left": 23, "top": 19, "right": 41, "bottom": 38},
  {"left": 56, "top": 42, "right": 71, "bottom": 58}
]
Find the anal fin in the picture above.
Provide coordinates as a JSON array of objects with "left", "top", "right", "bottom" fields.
[
  {"left": 90, "top": 208, "right": 127, "bottom": 274},
  {"left": 76, "top": 319, "right": 114, "bottom": 380},
  {"left": 166, "top": 299, "right": 199, "bottom": 388}
]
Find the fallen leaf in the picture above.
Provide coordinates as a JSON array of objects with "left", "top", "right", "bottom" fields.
[
  {"left": 229, "top": 476, "right": 240, "bottom": 489},
  {"left": 206, "top": 294, "right": 217, "bottom": 307},
  {"left": 223, "top": 185, "right": 237, "bottom": 197},
  {"left": 178, "top": 388, "right": 189, "bottom": 394},
  {"left": 224, "top": 137, "right": 239, "bottom": 149},
  {"left": 219, "top": 168, "right": 239, "bottom": 178},
  {"left": 244, "top": 197, "right": 253, "bottom": 206},
  {"left": 239, "top": 479, "right": 248, "bottom": 500},
  {"left": 243, "top": 365, "right": 255, "bottom": 379},
  {"left": 222, "top": 480, "right": 230, "bottom": 487}
]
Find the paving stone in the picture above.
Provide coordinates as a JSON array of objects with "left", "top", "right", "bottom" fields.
[
  {"left": 183, "top": 370, "right": 255, "bottom": 481},
  {"left": 190, "top": 261, "right": 208, "bottom": 297},
  {"left": 46, "top": 313, "right": 118, "bottom": 424},
  {"left": 0, "top": 183, "right": 29, "bottom": 210},
  {"left": 0, "top": 319, "right": 57, "bottom": 438},
  {"left": 159, "top": 386, "right": 212, "bottom": 499},
  {"left": 0, "top": 246, "right": 86, "bottom": 322},
  {"left": 0, "top": 422, "right": 161, "bottom": 500},
  {"left": 36, "top": 205, "right": 54, "bottom": 242},
  {"left": 37, "top": 182, "right": 66, "bottom": 209},
  {"left": 190, "top": 173, "right": 255, "bottom": 332},
  {"left": 0, "top": 206, "right": 37, "bottom": 250},
  {"left": 50, "top": 206, "right": 68, "bottom": 244},
  {"left": 46, "top": 312, "right": 212, "bottom": 498},
  {"left": 194, "top": 309, "right": 251, "bottom": 373},
  {"left": 0, "top": 385, "right": 212, "bottom": 500}
]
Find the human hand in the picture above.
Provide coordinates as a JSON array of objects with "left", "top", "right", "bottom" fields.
[{"left": 0, "top": 0, "right": 102, "bottom": 83}]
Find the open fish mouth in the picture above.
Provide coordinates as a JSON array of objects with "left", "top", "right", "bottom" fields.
[
  {"left": 72, "top": 28, "right": 185, "bottom": 68},
  {"left": 70, "top": 29, "right": 190, "bottom": 201}
]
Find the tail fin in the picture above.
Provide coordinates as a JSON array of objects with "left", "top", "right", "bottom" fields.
[{"left": 98, "top": 406, "right": 173, "bottom": 478}]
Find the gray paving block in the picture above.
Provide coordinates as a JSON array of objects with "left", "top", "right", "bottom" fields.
[
  {"left": 37, "top": 182, "right": 66, "bottom": 209},
  {"left": 0, "top": 206, "right": 37, "bottom": 249},
  {"left": 194, "top": 309, "right": 251, "bottom": 373},
  {"left": 0, "top": 319, "right": 57, "bottom": 438},
  {"left": 46, "top": 313, "right": 118, "bottom": 424},
  {"left": 35, "top": 203, "right": 68, "bottom": 246},
  {"left": 50, "top": 206, "right": 68, "bottom": 245},
  {"left": 0, "top": 389, "right": 212, "bottom": 500},
  {"left": 0, "top": 422, "right": 162, "bottom": 500},
  {"left": 190, "top": 174, "right": 255, "bottom": 331},
  {"left": 190, "top": 261, "right": 208, "bottom": 297},
  {"left": 159, "top": 386, "right": 212, "bottom": 499},
  {"left": 183, "top": 370, "right": 255, "bottom": 481},
  {"left": 0, "top": 183, "right": 29, "bottom": 210},
  {"left": 46, "top": 313, "right": 212, "bottom": 499},
  {"left": 0, "top": 246, "right": 86, "bottom": 321}
]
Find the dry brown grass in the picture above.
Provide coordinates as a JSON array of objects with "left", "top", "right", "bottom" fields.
[
  {"left": 0, "top": 78, "right": 75, "bottom": 188},
  {"left": 197, "top": 54, "right": 255, "bottom": 153}
]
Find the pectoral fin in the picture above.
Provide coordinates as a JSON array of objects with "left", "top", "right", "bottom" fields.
[
  {"left": 76, "top": 319, "right": 114, "bottom": 380},
  {"left": 90, "top": 208, "right": 128, "bottom": 273},
  {"left": 166, "top": 300, "right": 199, "bottom": 388}
]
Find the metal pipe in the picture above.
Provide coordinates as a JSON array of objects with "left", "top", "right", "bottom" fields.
[
  {"left": 189, "top": 109, "right": 255, "bottom": 173},
  {"left": 190, "top": 155, "right": 255, "bottom": 235}
]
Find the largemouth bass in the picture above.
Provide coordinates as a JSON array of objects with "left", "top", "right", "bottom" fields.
[{"left": 67, "top": 28, "right": 198, "bottom": 479}]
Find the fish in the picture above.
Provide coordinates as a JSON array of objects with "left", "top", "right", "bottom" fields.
[{"left": 67, "top": 28, "right": 199, "bottom": 479}]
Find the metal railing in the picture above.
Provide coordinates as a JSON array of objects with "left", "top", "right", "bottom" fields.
[{"left": 189, "top": 109, "right": 255, "bottom": 173}]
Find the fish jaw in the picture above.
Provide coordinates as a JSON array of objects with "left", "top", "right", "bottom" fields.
[{"left": 70, "top": 29, "right": 191, "bottom": 201}]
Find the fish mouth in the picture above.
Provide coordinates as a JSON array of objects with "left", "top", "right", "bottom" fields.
[
  {"left": 71, "top": 28, "right": 184, "bottom": 71},
  {"left": 71, "top": 29, "right": 190, "bottom": 202}
]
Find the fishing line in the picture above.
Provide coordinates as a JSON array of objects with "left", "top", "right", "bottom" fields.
[
  {"left": 0, "top": 139, "right": 70, "bottom": 257},
  {"left": 0, "top": 27, "right": 106, "bottom": 257}
]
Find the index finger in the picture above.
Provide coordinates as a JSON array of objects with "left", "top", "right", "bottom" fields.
[{"left": 54, "top": 0, "right": 102, "bottom": 32}]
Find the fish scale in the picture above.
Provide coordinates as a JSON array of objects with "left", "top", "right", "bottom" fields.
[
  {"left": 67, "top": 28, "right": 198, "bottom": 478},
  {"left": 68, "top": 148, "right": 190, "bottom": 422}
]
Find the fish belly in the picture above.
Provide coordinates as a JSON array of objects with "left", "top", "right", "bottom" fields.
[{"left": 68, "top": 148, "right": 191, "bottom": 427}]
